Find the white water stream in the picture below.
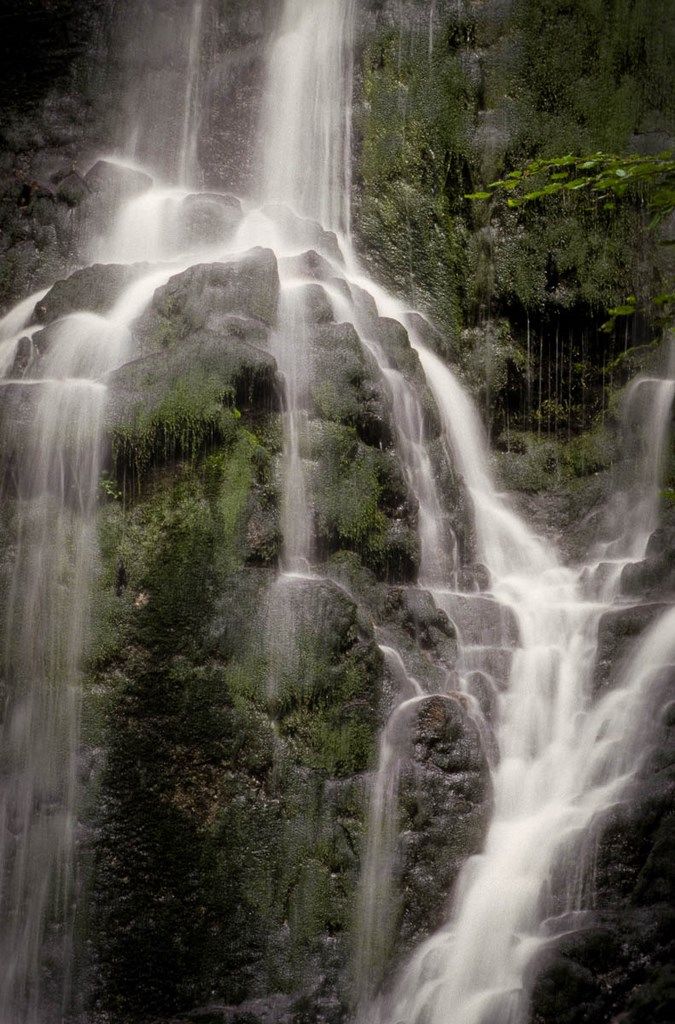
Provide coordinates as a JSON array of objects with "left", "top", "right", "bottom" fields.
[{"left": 0, "top": 1, "right": 672, "bottom": 1022}]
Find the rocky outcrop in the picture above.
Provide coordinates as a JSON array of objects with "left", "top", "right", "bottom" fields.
[
  {"left": 397, "top": 694, "right": 492, "bottom": 950},
  {"left": 133, "top": 249, "right": 280, "bottom": 357},
  {"left": 594, "top": 602, "right": 670, "bottom": 697},
  {"left": 35, "top": 262, "right": 149, "bottom": 323},
  {"left": 621, "top": 518, "right": 675, "bottom": 601}
]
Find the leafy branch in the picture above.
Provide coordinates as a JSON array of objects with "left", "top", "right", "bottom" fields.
[
  {"left": 466, "top": 151, "right": 675, "bottom": 224},
  {"left": 466, "top": 151, "right": 675, "bottom": 331}
]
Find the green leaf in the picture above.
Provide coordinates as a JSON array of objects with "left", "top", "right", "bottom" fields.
[{"left": 464, "top": 191, "right": 492, "bottom": 200}]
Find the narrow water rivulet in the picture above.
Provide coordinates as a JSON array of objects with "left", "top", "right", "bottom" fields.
[{"left": 0, "top": 1, "right": 672, "bottom": 1022}]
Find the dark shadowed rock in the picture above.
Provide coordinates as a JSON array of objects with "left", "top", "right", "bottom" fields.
[
  {"left": 621, "top": 521, "right": 675, "bottom": 601},
  {"left": 84, "top": 159, "right": 153, "bottom": 201},
  {"left": 105, "top": 327, "right": 278, "bottom": 430},
  {"left": 396, "top": 694, "right": 491, "bottom": 949},
  {"left": 34, "top": 262, "right": 150, "bottom": 323},
  {"left": 594, "top": 603, "right": 670, "bottom": 697}
]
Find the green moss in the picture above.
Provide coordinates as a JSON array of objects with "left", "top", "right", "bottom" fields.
[
  {"left": 87, "top": 418, "right": 382, "bottom": 1017},
  {"left": 356, "top": 0, "right": 671, "bottom": 443},
  {"left": 494, "top": 421, "right": 616, "bottom": 493},
  {"left": 112, "top": 372, "right": 240, "bottom": 487},
  {"left": 354, "top": 29, "right": 471, "bottom": 342},
  {"left": 311, "top": 421, "right": 418, "bottom": 578}
]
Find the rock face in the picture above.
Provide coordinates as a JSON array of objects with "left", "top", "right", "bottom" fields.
[
  {"left": 397, "top": 694, "right": 492, "bottom": 951},
  {"left": 34, "top": 263, "right": 150, "bottom": 323},
  {"left": 594, "top": 603, "right": 670, "bottom": 697},
  {"left": 133, "top": 249, "right": 281, "bottom": 356},
  {"left": 621, "top": 517, "right": 675, "bottom": 601}
]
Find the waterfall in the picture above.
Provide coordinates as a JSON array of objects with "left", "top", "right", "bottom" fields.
[
  {"left": 0, "top": 0, "right": 671, "bottom": 1020},
  {"left": 252, "top": 6, "right": 674, "bottom": 1021},
  {"left": 260, "top": 0, "right": 355, "bottom": 233},
  {"left": 0, "top": 4, "right": 210, "bottom": 1018}
]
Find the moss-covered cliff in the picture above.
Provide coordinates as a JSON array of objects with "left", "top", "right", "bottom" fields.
[{"left": 354, "top": 0, "right": 673, "bottom": 465}]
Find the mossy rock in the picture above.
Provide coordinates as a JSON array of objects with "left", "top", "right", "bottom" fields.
[
  {"left": 106, "top": 330, "right": 279, "bottom": 485},
  {"left": 133, "top": 248, "right": 280, "bottom": 356},
  {"left": 311, "top": 421, "right": 419, "bottom": 580}
]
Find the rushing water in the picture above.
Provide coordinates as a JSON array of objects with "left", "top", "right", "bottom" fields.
[{"left": 0, "top": 1, "right": 672, "bottom": 1021}]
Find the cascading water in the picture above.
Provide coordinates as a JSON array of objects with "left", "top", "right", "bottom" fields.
[
  {"left": 253, "top": 5, "right": 675, "bottom": 1022},
  {"left": 0, "top": 0, "right": 672, "bottom": 1021},
  {"left": 0, "top": 4, "right": 211, "bottom": 1019},
  {"left": 260, "top": 0, "right": 355, "bottom": 234}
]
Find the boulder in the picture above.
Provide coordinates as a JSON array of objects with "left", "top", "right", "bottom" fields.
[
  {"left": 308, "top": 321, "right": 392, "bottom": 445},
  {"left": 54, "top": 170, "right": 89, "bottom": 208},
  {"left": 433, "top": 591, "right": 519, "bottom": 648},
  {"left": 279, "top": 249, "right": 337, "bottom": 282},
  {"left": 621, "top": 522, "right": 675, "bottom": 600},
  {"left": 385, "top": 586, "right": 458, "bottom": 668},
  {"left": 34, "top": 262, "right": 150, "bottom": 323},
  {"left": 294, "top": 282, "right": 334, "bottom": 325},
  {"left": 105, "top": 327, "right": 278, "bottom": 431},
  {"left": 370, "top": 317, "right": 441, "bottom": 438},
  {"left": 594, "top": 603, "right": 670, "bottom": 697},
  {"left": 84, "top": 158, "right": 153, "bottom": 201},
  {"left": 456, "top": 563, "right": 491, "bottom": 592},
  {"left": 178, "top": 192, "right": 243, "bottom": 248},
  {"left": 261, "top": 204, "right": 344, "bottom": 263},
  {"left": 133, "top": 249, "right": 280, "bottom": 354},
  {"left": 396, "top": 694, "right": 491, "bottom": 950}
]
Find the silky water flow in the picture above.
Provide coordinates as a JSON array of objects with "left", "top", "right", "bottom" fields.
[{"left": 0, "top": 2, "right": 672, "bottom": 1022}]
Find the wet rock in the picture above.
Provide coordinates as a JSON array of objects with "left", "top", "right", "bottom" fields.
[
  {"left": 261, "top": 204, "right": 344, "bottom": 263},
  {"left": 594, "top": 603, "right": 670, "bottom": 697},
  {"left": 531, "top": 669, "right": 675, "bottom": 1024},
  {"left": 280, "top": 249, "right": 336, "bottom": 282},
  {"left": 434, "top": 591, "right": 519, "bottom": 647},
  {"left": 244, "top": 498, "right": 282, "bottom": 567},
  {"left": 178, "top": 192, "right": 244, "bottom": 248},
  {"left": 297, "top": 282, "right": 334, "bottom": 325},
  {"left": 371, "top": 317, "right": 441, "bottom": 438},
  {"left": 386, "top": 586, "right": 458, "bottom": 668},
  {"left": 464, "top": 670, "right": 499, "bottom": 724},
  {"left": 405, "top": 310, "right": 452, "bottom": 359},
  {"left": 134, "top": 249, "right": 280, "bottom": 354},
  {"left": 372, "top": 317, "right": 419, "bottom": 378},
  {"left": 396, "top": 694, "right": 491, "bottom": 950},
  {"left": 34, "top": 262, "right": 149, "bottom": 323},
  {"left": 172, "top": 992, "right": 295, "bottom": 1022},
  {"left": 457, "top": 563, "right": 491, "bottom": 592},
  {"left": 621, "top": 521, "right": 675, "bottom": 600},
  {"left": 309, "top": 321, "right": 392, "bottom": 445},
  {"left": 105, "top": 326, "right": 278, "bottom": 432},
  {"left": 54, "top": 169, "right": 88, "bottom": 207},
  {"left": 8, "top": 335, "right": 33, "bottom": 376},
  {"left": 312, "top": 421, "right": 420, "bottom": 581},
  {"left": 84, "top": 158, "right": 153, "bottom": 202}
]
